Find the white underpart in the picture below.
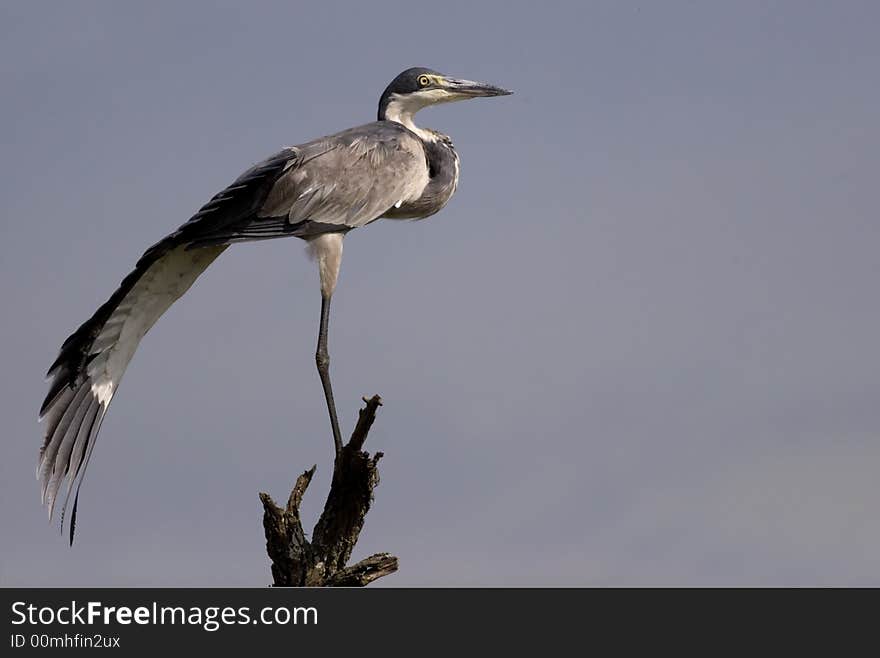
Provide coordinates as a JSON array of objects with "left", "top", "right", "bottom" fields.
[
  {"left": 383, "top": 90, "right": 453, "bottom": 142},
  {"left": 306, "top": 233, "right": 344, "bottom": 297},
  {"left": 87, "top": 244, "right": 226, "bottom": 405}
]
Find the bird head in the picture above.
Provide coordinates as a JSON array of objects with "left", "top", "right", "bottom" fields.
[{"left": 378, "top": 67, "right": 512, "bottom": 124}]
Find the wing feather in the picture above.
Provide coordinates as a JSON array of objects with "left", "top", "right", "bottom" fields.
[
  {"left": 270, "top": 124, "right": 430, "bottom": 229},
  {"left": 187, "top": 121, "right": 430, "bottom": 248},
  {"left": 38, "top": 147, "right": 294, "bottom": 539}
]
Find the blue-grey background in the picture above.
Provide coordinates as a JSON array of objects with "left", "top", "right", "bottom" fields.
[{"left": 2, "top": 1, "right": 878, "bottom": 586}]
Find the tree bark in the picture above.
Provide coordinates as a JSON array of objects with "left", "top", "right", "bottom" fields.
[{"left": 259, "top": 395, "right": 398, "bottom": 586}]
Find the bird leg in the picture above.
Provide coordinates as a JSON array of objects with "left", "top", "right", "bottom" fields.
[{"left": 316, "top": 293, "right": 343, "bottom": 457}]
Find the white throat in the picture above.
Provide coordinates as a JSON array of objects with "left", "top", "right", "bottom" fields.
[{"left": 383, "top": 91, "right": 450, "bottom": 142}]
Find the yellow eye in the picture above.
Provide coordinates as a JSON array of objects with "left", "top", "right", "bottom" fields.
[{"left": 418, "top": 75, "right": 430, "bottom": 87}]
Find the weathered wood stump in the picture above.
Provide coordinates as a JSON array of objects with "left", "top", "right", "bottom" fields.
[{"left": 259, "top": 395, "right": 398, "bottom": 586}]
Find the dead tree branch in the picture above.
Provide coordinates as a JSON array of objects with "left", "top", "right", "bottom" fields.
[{"left": 259, "top": 395, "right": 398, "bottom": 586}]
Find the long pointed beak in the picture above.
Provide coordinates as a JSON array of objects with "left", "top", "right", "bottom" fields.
[{"left": 445, "top": 77, "right": 513, "bottom": 97}]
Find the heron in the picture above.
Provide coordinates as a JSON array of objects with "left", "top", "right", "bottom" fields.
[{"left": 37, "top": 67, "right": 511, "bottom": 541}]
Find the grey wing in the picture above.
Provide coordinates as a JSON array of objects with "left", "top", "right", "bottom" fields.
[
  {"left": 38, "top": 147, "right": 296, "bottom": 541},
  {"left": 186, "top": 122, "right": 430, "bottom": 248}
]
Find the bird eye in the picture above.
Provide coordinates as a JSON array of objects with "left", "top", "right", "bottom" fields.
[{"left": 418, "top": 75, "right": 430, "bottom": 87}]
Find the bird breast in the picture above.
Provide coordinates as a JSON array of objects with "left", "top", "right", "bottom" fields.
[{"left": 382, "top": 135, "right": 460, "bottom": 220}]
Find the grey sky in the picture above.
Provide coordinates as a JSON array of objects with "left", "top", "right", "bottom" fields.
[{"left": 2, "top": 1, "right": 879, "bottom": 586}]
